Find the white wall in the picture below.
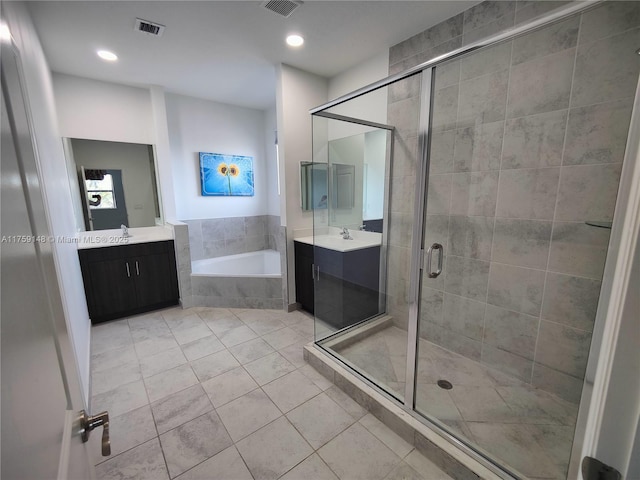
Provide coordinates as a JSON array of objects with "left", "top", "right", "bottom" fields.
[
  {"left": 327, "top": 52, "right": 389, "bottom": 140},
  {"left": 53, "top": 73, "right": 154, "bottom": 144},
  {"left": 328, "top": 135, "right": 364, "bottom": 228},
  {"left": 364, "top": 129, "right": 387, "bottom": 220},
  {"left": 150, "top": 86, "right": 178, "bottom": 222},
  {"left": 263, "top": 106, "right": 280, "bottom": 217},
  {"left": 4, "top": 4, "right": 92, "bottom": 404},
  {"left": 51, "top": 75, "right": 178, "bottom": 222},
  {"left": 71, "top": 139, "right": 158, "bottom": 228},
  {"left": 276, "top": 64, "right": 328, "bottom": 303},
  {"left": 165, "top": 93, "right": 269, "bottom": 220}
]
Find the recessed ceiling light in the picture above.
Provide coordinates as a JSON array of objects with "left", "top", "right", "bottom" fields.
[
  {"left": 97, "top": 50, "right": 118, "bottom": 61},
  {"left": 0, "top": 23, "right": 11, "bottom": 42},
  {"left": 286, "top": 34, "right": 304, "bottom": 47}
]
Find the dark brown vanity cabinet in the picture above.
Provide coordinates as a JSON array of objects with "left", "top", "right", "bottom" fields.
[
  {"left": 79, "top": 240, "right": 179, "bottom": 323},
  {"left": 294, "top": 240, "right": 381, "bottom": 330}
]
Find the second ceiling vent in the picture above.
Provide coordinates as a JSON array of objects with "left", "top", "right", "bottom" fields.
[
  {"left": 134, "top": 18, "right": 165, "bottom": 37},
  {"left": 261, "top": 0, "right": 302, "bottom": 18}
]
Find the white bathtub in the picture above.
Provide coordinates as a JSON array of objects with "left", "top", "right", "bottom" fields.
[{"left": 191, "top": 250, "right": 281, "bottom": 278}]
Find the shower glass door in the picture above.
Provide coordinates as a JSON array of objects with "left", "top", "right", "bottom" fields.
[
  {"left": 414, "top": 7, "right": 638, "bottom": 478},
  {"left": 311, "top": 75, "right": 422, "bottom": 402}
]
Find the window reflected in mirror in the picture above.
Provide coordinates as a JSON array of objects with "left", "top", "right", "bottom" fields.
[{"left": 85, "top": 172, "right": 116, "bottom": 209}]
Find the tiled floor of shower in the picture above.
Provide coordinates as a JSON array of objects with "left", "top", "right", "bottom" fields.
[{"left": 331, "top": 326, "right": 579, "bottom": 480}]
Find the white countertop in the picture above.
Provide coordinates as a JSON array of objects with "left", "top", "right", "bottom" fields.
[
  {"left": 76, "top": 226, "right": 174, "bottom": 250},
  {"left": 295, "top": 229, "right": 382, "bottom": 253}
]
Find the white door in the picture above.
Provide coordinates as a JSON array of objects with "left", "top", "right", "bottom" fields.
[{"left": 1, "top": 37, "right": 97, "bottom": 480}]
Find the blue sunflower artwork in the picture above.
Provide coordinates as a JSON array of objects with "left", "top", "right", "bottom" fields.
[{"left": 199, "top": 152, "right": 254, "bottom": 196}]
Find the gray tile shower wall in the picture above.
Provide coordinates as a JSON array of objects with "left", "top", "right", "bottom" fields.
[
  {"left": 184, "top": 215, "right": 278, "bottom": 261},
  {"left": 388, "top": 1, "right": 639, "bottom": 402}
]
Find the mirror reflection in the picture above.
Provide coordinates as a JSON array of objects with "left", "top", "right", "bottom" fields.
[
  {"left": 300, "top": 162, "right": 328, "bottom": 211},
  {"left": 301, "top": 129, "right": 387, "bottom": 233},
  {"left": 65, "top": 138, "right": 162, "bottom": 231}
]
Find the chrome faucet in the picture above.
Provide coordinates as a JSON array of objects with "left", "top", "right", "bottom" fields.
[
  {"left": 121, "top": 224, "right": 130, "bottom": 238},
  {"left": 340, "top": 227, "right": 353, "bottom": 240}
]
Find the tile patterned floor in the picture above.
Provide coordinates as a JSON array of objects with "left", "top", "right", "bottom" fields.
[
  {"left": 332, "top": 326, "right": 580, "bottom": 480},
  {"left": 90, "top": 307, "right": 453, "bottom": 480}
]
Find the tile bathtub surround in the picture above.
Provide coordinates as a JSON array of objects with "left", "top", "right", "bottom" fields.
[
  {"left": 183, "top": 215, "right": 288, "bottom": 310},
  {"left": 90, "top": 307, "right": 453, "bottom": 480},
  {"left": 386, "top": 0, "right": 639, "bottom": 402},
  {"left": 169, "top": 222, "right": 193, "bottom": 309},
  {"left": 184, "top": 215, "right": 284, "bottom": 261},
  {"left": 191, "top": 275, "right": 283, "bottom": 310}
]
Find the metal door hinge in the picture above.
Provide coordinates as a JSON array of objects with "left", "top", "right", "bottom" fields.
[{"left": 581, "top": 456, "right": 621, "bottom": 480}]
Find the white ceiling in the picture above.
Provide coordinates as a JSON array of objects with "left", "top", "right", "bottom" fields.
[{"left": 28, "top": 1, "right": 477, "bottom": 110}]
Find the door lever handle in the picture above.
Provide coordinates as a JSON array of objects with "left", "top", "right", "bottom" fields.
[{"left": 80, "top": 410, "right": 111, "bottom": 456}]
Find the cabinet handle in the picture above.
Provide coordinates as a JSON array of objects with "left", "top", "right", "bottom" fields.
[
  {"left": 135, "top": 261, "right": 140, "bottom": 276},
  {"left": 311, "top": 264, "right": 320, "bottom": 282},
  {"left": 125, "top": 262, "right": 130, "bottom": 278}
]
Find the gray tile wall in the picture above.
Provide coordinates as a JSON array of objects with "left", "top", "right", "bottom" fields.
[
  {"left": 191, "top": 276, "right": 284, "bottom": 310},
  {"left": 388, "top": 1, "right": 639, "bottom": 402},
  {"left": 386, "top": 73, "right": 423, "bottom": 329},
  {"left": 184, "top": 215, "right": 280, "bottom": 261},
  {"left": 169, "top": 222, "right": 193, "bottom": 308}
]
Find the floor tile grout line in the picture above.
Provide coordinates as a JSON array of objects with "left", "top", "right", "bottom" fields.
[{"left": 94, "top": 310, "right": 456, "bottom": 474}]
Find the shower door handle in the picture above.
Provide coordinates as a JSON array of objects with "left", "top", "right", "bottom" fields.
[{"left": 426, "top": 243, "right": 443, "bottom": 278}]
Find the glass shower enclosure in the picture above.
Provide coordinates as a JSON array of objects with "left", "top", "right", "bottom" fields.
[{"left": 310, "top": 2, "right": 640, "bottom": 478}]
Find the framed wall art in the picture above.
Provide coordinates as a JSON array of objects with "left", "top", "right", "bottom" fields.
[{"left": 199, "top": 152, "right": 254, "bottom": 196}]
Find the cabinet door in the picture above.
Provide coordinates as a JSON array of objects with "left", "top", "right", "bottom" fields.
[
  {"left": 314, "top": 246, "right": 344, "bottom": 328},
  {"left": 133, "top": 252, "right": 179, "bottom": 308},
  {"left": 86, "top": 258, "right": 138, "bottom": 320},
  {"left": 297, "top": 255, "right": 315, "bottom": 314},
  {"left": 294, "top": 242, "right": 315, "bottom": 313}
]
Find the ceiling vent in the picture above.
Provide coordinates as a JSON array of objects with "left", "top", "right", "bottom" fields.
[
  {"left": 261, "top": 0, "right": 302, "bottom": 18},
  {"left": 134, "top": 18, "right": 165, "bottom": 37}
]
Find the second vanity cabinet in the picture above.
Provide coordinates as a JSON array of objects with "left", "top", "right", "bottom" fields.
[
  {"left": 79, "top": 240, "right": 179, "bottom": 323},
  {"left": 295, "top": 240, "right": 381, "bottom": 330}
]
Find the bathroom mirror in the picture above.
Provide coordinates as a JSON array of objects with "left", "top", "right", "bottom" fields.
[
  {"left": 331, "top": 163, "right": 355, "bottom": 209},
  {"left": 63, "top": 138, "right": 162, "bottom": 231},
  {"left": 300, "top": 161, "right": 356, "bottom": 211},
  {"left": 300, "top": 162, "right": 328, "bottom": 211},
  {"left": 303, "top": 130, "right": 386, "bottom": 230}
]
